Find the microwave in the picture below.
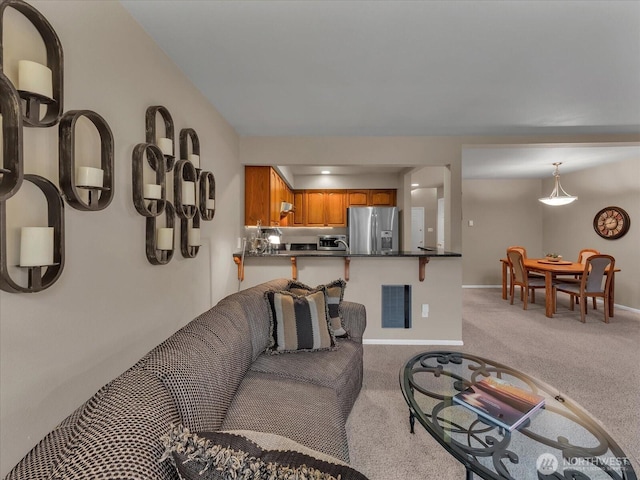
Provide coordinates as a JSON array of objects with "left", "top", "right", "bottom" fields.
[{"left": 317, "top": 235, "right": 347, "bottom": 251}]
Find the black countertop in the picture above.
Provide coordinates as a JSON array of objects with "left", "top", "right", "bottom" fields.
[{"left": 233, "top": 249, "right": 461, "bottom": 258}]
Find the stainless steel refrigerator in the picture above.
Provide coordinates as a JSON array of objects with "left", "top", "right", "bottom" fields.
[{"left": 347, "top": 206, "right": 399, "bottom": 254}]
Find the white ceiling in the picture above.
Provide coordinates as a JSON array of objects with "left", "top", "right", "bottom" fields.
[{"left": 121, "top": 0, "right": 640, "bottom": 177}]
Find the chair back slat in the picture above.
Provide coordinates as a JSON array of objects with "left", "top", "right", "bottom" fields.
[
  {"left": 578, "top": 249, "right": 600, "bottom": 264},
  {"left": 507, "top": 249, "right": 526, "bottom": 283},
  {"left": 584, "top": 255, "right": 614, "bottom": 293}
]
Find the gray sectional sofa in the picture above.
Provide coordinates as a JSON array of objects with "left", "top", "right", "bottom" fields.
[{"left": 6, "top": 278, "right": 367, "bottom": 479}]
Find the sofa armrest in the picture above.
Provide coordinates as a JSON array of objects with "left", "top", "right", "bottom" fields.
[{"left": 340, "top": 301, "right": 366, "bottom": 343}]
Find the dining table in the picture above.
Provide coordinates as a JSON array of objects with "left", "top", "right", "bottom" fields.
[{"left": 500, "top": 257, "right": 618, "bottom": 318}]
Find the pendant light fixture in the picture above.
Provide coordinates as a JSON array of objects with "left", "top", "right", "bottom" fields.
[{"left": 538, "top": 162, "right": 577, "bottom": 206}]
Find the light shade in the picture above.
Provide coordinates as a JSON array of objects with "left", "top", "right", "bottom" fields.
[{"left": 538, "top": 162, "right": 577, "bottom": 206}]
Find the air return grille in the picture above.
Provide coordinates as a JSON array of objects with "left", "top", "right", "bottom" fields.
[{"left": 381, "top": 285, "right": 411, "bottom": 328}]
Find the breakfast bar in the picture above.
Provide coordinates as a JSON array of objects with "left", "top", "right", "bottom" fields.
[{"left": 233, "top": 249, "right": 461, "bottom": 282}]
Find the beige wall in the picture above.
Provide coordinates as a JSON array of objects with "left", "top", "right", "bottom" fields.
[
  {"left": 0, "top": 1, "right": 242, "bottom": 474},
  {"left": 461, "top": 159, "right": 639, "bottom": 309},
  {"left": 542, "top": 159, "right": 639, "bottom": 308},
  {"left": 462, "top": 179, "right": 544, "bottom": 284},
  {"left": 238, "top": 256, "right": 463, "bottom": 344}
]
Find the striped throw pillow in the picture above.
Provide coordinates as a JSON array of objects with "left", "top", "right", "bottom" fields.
[
  {"left": 288, "top": 279, "right": 347, "bottom": 337},
  {"left": 265, "top": 289, "right": 335, "bottom": 354}
]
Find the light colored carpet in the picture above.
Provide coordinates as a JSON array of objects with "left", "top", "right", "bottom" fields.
[{"left": 346, "top": 288, "right": 640, "bottom": 479}]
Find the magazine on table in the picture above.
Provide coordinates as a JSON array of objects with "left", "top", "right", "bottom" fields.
[{"left": 452, "top": 377, "right": 545, "bottom": 431}]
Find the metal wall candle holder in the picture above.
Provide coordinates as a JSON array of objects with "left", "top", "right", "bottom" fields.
[
  {"left": 180, "top": 127, "right": 200, "bottom": 169},
  {"left": 0, "top": 71, "right": 23, "bottom": 202},
  {"left": 180, "top": 209, "right": 200, "bottom": 258},
  {"left": 199, "top": 170, "right": 216, "bottom": 221},
  {"left": 146, "top": 201, "right": 175, "bottom": 265},
  {"left": 0, "top": 174, "right": 65, "bottom": 293},
  {"left": 59, "top": 110, "right": 114, "bottom": 211},
  {"left": 174, "top": 159, "right": 198, "bottom": 220},
  {"left": 0, "top": 0, "right": 64, "bottom": 127},
  {"left": 132, "top": 143, "right": 166, "bottom": 217},
  {"left": 145, "top": 105, "right": 175, "bottom": 172}
]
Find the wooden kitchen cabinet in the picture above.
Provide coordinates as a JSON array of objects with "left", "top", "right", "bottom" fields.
[
  {"left": 292, "top": 190, "right": 305, "bottom": 226},
  {"left": 325, "top": 191, "right": 346, "bottom": 226},
  {"left": 304, "top": 190, "right": 346, "bottom": 227},
  {"left": 347, "top": 190, "right": 369, "bottom": 206},
  {"left": 369, "top": 189, "right": 396, "bottom": 206},
  {"left": 244, "top": 166, "right": 293, "bottom": 226},
  {"left": 346, "top": 189, "right": 396, "bottom": 207}
]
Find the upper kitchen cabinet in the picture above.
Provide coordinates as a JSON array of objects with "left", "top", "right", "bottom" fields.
[
  {"left": 245, "top": 166, "right": 293, "bottom": 226},
  {"left": 347, "top": 189, "right": 396, "bottom": 207},
  {"left": 292, "top": 190, "right": 305, "bottom": 226},
  {"left": 346, "top": 190, "right": 369, "bottom": 206},
  {"left": 369, "top": 189, "right": 396, "bottom": 206},
  {"left": 304, "top": 190, "right": 346, "bottom": 227}
]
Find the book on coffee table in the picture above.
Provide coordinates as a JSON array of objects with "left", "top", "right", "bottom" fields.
[{"left": 452, "top": 377, "right": 545, "bottom": 431}]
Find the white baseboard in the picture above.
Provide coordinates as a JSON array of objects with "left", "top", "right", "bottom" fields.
[
  {"left": 363, "top": 339, "right": 464, "bottom": 346},
  {"left": 463, "top": 285, "right": 639, "bottom": 313},
  {"left": 462, "top": 285, "right": 501, "bottom": 289}
]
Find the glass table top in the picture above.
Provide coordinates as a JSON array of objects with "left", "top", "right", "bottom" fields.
[{"left": 400, "top": 351, "right": 637, "bottom": 480}]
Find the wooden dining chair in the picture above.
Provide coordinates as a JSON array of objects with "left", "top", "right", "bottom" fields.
[
  {"left": 507, "top": 248, "right": 546, "bottom": 309},
  {"left": 558, "top": 248, "right": 601, "bottom": 308},
  {"left": 553, "top": 254, "right": 615, "bottom": 323}
]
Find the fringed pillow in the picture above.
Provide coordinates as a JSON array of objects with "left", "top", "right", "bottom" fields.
[
  {"left": 288, "top": 279, "right": 348, "bottom": 337},
  {"left": 264, "top": 289, "right": 335, "bottom": 354},
  {"left": 160, "top": 425, "right": 370, "bottom": 480}
]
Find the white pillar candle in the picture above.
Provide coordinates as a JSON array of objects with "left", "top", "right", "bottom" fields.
[
  {"left": 188, "top": 227, "right": 201, "bottom": 246},
  {"left": 156, "top": 228, "right": 173, "bottom": 251},
  {"left": 206, "top": 198, "right": 215, "bottom": 210},
  {"left": 143, "top": 183, "right": 162, "bottom": 199},
  {"left": 18, "top": 60, "right": 53, "bottom": 99},
  {"left": 182, "top": 181, "right": 196, "bottom": 206},
  {"left": 188, "top": 154, "right": 200, "bottom": 168},
  {"left": 76, "top": 166, "right": 104, "bottom": 188},
  {"left": 157, "top": 137, "right": 173, "bottom": 156},
  {"left": 20, "top": 227, "right": 54, "bottom": 267}
]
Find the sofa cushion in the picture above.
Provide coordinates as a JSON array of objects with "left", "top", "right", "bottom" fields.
[
  {"left": 288, "top": 279, "right": 348, "bottom": 337},
  {"left": 221, "top": 371, "right": 350, "bottom": 463},
  {"left": 225, "top": 279, "right": 290, "bottom": 360},
  {"left": 7, "top": 369, "right": 181, "bottom": 480},
  {"left": 265, "top": 289, "right": 335, "bottom": 354},
  {"left": 160, "top": 426, "right": 369, "bottom": 480},
  {"left": 251, "top": 338, "right": 363, "bottom": 418}
]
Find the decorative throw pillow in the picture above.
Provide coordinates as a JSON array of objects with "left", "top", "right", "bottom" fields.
[
  {"left": 287, "top": 279, "right": 348, "bottom": 337},
  {"left": 160, "top": 425, "right": 370, "bottom": 480},
  {"left": 264, "top": 289, "right": 335, "bottom": 354}
]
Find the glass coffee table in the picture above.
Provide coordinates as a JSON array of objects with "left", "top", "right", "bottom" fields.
[{"left": 400, "top": 351, "right": 637, "bottom": 480}]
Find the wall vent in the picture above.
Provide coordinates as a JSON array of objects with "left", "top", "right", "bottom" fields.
[{"left": 381, "top": 285, "right": 411, "bottom": 328}]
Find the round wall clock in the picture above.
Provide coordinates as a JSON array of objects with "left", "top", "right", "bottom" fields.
[{"left": 593, "top": 206, "right": 630, "bottom": 239}]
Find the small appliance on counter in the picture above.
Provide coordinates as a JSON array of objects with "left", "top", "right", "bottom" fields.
[
  {"left": 348, "top": 206, "right": 399, "bottom": 254},
  {"left": 317, "top": 235, "right": 348, "bottom": 251}
]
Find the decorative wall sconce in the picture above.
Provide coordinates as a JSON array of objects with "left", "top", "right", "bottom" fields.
[
  {"left": 174, "top": 159, "right": 198, "bottom": 220},
  {"left": 0, "top": 0, "right": 64, "bottom": 127},
  {"left": 135, "top": 106, "right": 214, "bottom": 264},
  {"left": 199, "top": 170, "right": 216, "bottom": 221},
  {"left": 0, "top": 174, "right": 65, "bottom": 293},
  {"left": 132, "top": 143, "right": 167, "bottom": 217},
  {"left": 1, "top": 0, "right": 113, "bottom": 293},
  {"left": 0, "top": 71, "right": 23, "bottom": 202},
  {"left": 180, "top": 128, "right": 200, "bottom": 169},
  {"left": 59, "top": 110, "right": 114, "bottom": 211},
  {"left": 145, "top": 105, "right": 175, "bottom": 172},
  {"left": 146, "top": 201, "right": 175, "bottom": 265},
  {"left": 181, "top": 209, "right": 200, "bottom": 258}
]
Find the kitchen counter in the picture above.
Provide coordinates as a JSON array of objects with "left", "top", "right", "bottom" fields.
[{"left": 232, "top": 248, "right": 461, "bottom": 281}]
